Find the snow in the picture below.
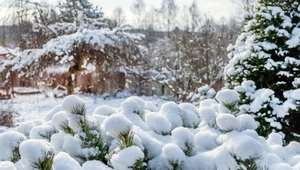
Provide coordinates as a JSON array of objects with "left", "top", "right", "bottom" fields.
[
  {"left": 199, "top": 107, "right": 216, "bottom": 127},
  {"left": 29, "top": 123, "right": 57, "bottom": 141},
  {"left": 62, "top": 95, "right": 86, "bottom": 113},
  {"left": 16, "top": 121, "right": 37, "bottom": 137},
  {"left": 145, "top": 112, "right": 171, "bottom": 134},
  {"left": 51, "top": 111, "right": 69, "bottom": 129},
  {"left": 249, "top": 89, "right": 275, "bottom": 112},
  {"left": 82, "top": 161, "right": 112, "bottom": 170},
  {"left": 216, "top": 89, "right": 240, "bottom": 105},
  {"left": 51, "top": 132, "right": 66, "bottom": 153},
  {"left": 179, "top": 103, "right": 201, "bottom": 128},
  {"left": 171, "top": 127, "right": 194, "bottom": 152},
  {"left": 267, "top": 132, "right": 283, "bottom": 146},
  {"left": 199, "top": 99, "right": 217, "bottom": 108},
  {"left": 19, "top": 139, "right": 53, "bottom": 170},
  {"left": 102, "top": 114, "right": 133, "bottom": 138},
  {"left": 0, "top": 161, "right": 16, "bottom": 170},
  {"left": 62, "top": 135, "right": 82, "bottom": 158},
  {"left": 93, "top": 105, "right": 117, "bottom": 116},
  {"left": 111, "top": 146, "right": 144, "bottom": 170},
  {"left": 237, "top": 114, "right": 257, "bottom": 130},
  {"left": 286, "top": 28, "right": 300, "bottom": 48},
  {"left": 291, "top": 89, "right": 300, "bottom": 100},
  {"left": 217, "top": 131, "right": 264, "bottom": 161},
  {"left": 1, "top": 93, "right": 165, "bottom": 125},
  {"left": 0, "top": 131, "right": 25, "bottom": 161},
  {"left": 160, "top": 102, "right": 183, "bottom": 129},
  {"left": 121, "top": 96, "right": 146, "bottom": 115},
  {"left": 216, "top": 114, "right": 241, "bottom": 131},
  {"left": 161, "top": 143, "right": 186, "bottom": 168},
  {"left": 44, "top": 105, "right": 64, "bottom": 122},
  {"left": 241, "top": 80, "right": 256, "bottom": 93},
  {"left": 53, "top": 152, "right": 82, "bottom": 170},
  {"left": 194, "top": 130, "right": 219, "bottom": 151}
]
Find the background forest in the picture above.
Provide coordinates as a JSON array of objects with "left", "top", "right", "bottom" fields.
[{"left": 0, "top": 0, "right": 244, "bottom": 103}]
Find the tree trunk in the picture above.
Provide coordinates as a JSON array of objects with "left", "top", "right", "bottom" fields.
[
  {"left": 66, "top": 44, "right": 85, "bottom": 95},
  {"left": 66, "top": 66, "right": 76, "bottom": 95}
]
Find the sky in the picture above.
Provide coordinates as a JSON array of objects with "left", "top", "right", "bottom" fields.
[
  {"left": 94, "top": 0, "right": 239, "bottom": 22},
  {"left": 0, "top": 0, "right": 240, "bottom": 24}
]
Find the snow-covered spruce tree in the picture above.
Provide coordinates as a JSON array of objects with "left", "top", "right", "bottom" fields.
[
  {"left": 225, "top": 1, "right": 300, "bottom": 142},
  {"left": 58, "top": 0, "right": 103, "bottom": 23}
]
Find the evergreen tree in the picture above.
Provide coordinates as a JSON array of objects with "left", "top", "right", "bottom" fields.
[
  {"left": 58, "top": 0, "right": 103, "bottom": 23},
  {"left": 225, "top": 1, "right": 300, "bottom": 142}
]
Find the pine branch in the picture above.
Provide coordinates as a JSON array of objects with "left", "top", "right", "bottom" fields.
[
  {"left": 130, "top": 158, "right": 146, "bottom": 170},
  {"left": 183, "top": 141, "right": 194, "bottom": 157},
  {"left": 71, "top": 104, "right": 87, "bottom": 116},
  {"left": 30, "top": 151, "right": 54, "bottom": 170},
  {"left": 59, "top": 120, "right": 75, "bottom": 136},
  {"left": 11, "top": 146, "right": 21, "bottom": 163},
  {"left": 38, "top": 128, "right": 58, "bottom": 141},
  {"left": 77, "top": 118, "right": 108, "bottom": 161},
  {"left": 118, "top": 131, "right": 135, "bottom": 150},
  {"left": 168, "top": 160, "right": 183, "bottom": 170}
]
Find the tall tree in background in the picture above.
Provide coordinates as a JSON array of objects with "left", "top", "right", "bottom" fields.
[
  {"left": 151, "top": 2, "right": 240, "bottom": 101},
  {"left": 231, "top": 0, "right": 258, "bottom": 13},
  {"left": 188, "top": 0, "right": 201, "bottom": 31},
  {"left": 58, "top": 0, "right": 103, "bottom": 23},
  {"left": 131, "top": 0, "right": 145, "bottom": 30},
  {"left": 111, "top": 7, "right": 126, "bottom": 27},
  {"left": 0, "top": 0, "right": 33, "bottom": 49},
  {"left": 160, "top": 0, "right": 178, "bottom": 33}
]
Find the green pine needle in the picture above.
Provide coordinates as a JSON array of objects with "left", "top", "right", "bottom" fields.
[
  {"left": 30, "top": 151, "right": 54, "bottom": 170},
  {"left": 71, "top": 104, "right": 87, "bottom": 116},
  {"left": 118, "top": 131, "right": 135, "bottom": 150},
  {"left": 59, "top": 120, "right": 75, "bottom": 136}
]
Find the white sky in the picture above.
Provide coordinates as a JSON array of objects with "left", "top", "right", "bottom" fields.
[
  {"left": 93, "top": 0, "right": 239, "bottom": 22},
  {"left": 0, "top": 0, "right": 240, "bottom": 24}
]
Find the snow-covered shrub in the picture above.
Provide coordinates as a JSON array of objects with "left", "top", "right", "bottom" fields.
[
  {"left": 0, "top": 94, "right": 299, "bottom": 169},
  {"left": 216, "top": 89, "right": 240, "bottom": 114},
  {"left": 187, "top": 85, "right": 216, "bottom": 105},
  {"left": 19, "top": 139, "right": 54, "bottom": 170},
  {"left": 225, "top": 1, "right": 300, "bottom": 142},
  {"left": 171, "top": 127, "right": 195, "bottom": 156},
  {"left": 0, "top": 131, "right": 25, "bottom": 162},
  {"left": 145, "top": 112, "right": 171, "bottom": 135},
  {"left": 111, "top": 146, "right": 145, "bottom": 170}
]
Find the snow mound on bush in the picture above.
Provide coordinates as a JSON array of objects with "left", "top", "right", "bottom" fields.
[
  {"left": 62, "top": 95, "right": 85, "bottom": 113},
  {"left": 216, "top": 89, "right": 240, "bottom": 105},
  {"left": 111, "top": 146, "right": 144, "bottom": 169},
  {"left": 53, "top": 152, "right": 81, "bottom": 170},
  {"left": 19, "top": 139, "right": 54, "bottom": 170},
  {"left": 0, "top": 131, "right": 25, "bottom": 161},
  {"left": 103, "top": 114, "right": 133, "bottom": 138}
]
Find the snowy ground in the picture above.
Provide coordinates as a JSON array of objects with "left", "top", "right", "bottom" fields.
[
  {"left": 1, "top": 90, "right": 300, "bottom": 169},
  {"left": 0, "top": 93, "right": 166, "bottom": 126}
]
